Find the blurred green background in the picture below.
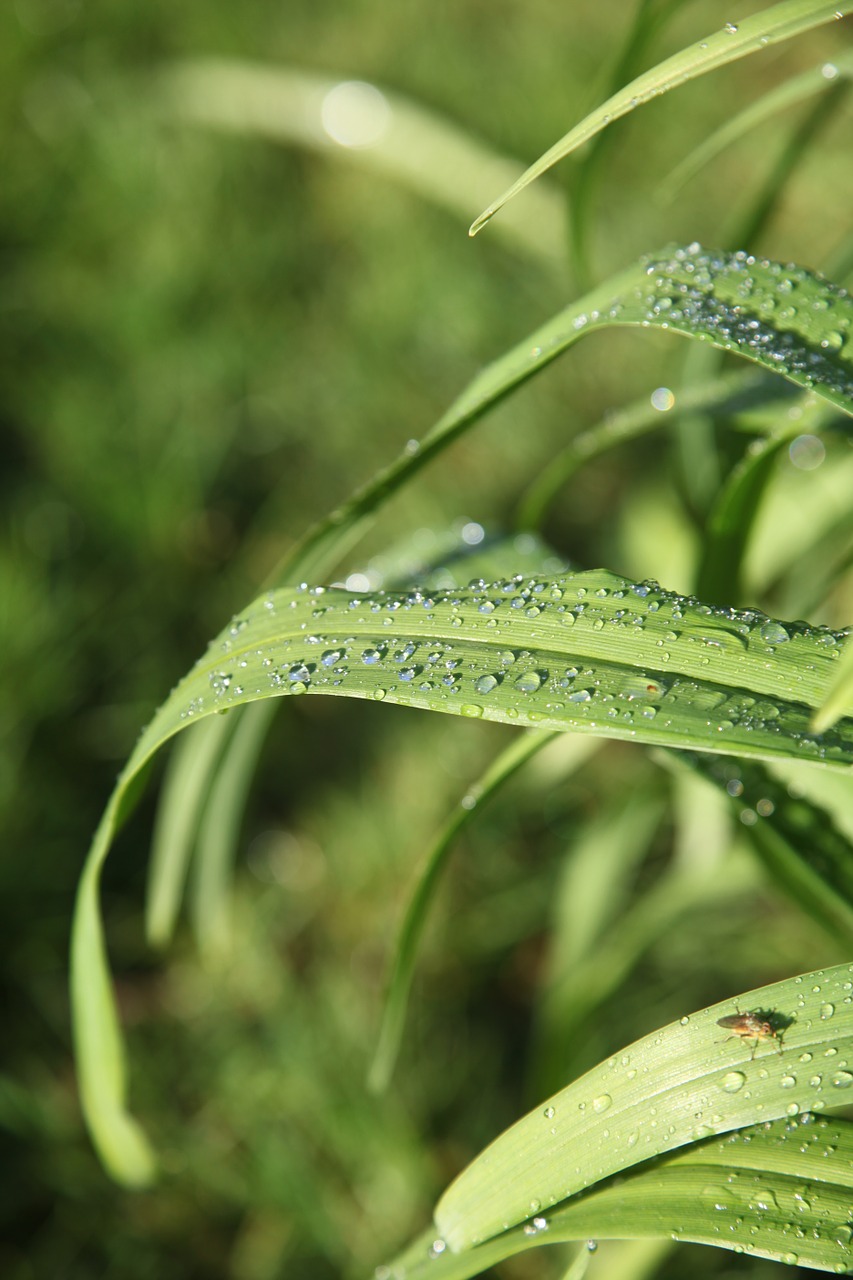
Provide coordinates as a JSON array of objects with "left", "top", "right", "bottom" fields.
[{"left": 3, "top": 1, "right": 853, "bottom": 1277}]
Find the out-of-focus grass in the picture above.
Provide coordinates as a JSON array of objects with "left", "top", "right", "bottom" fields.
[{"left": 3, "top": 1, "right": 853, "bottom": 1276}]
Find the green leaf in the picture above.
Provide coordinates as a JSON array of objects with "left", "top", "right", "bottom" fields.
[
  {"left": 661, "top": 51, "right": 853, "bottom": 199},
  {"left": 469, "top": 1, "right": 853, "bottom": 236},
  {"left": 432, "top": 960, "right": 853, "bottom": 1254},
  {"left": 389, "top": 1115, "right": 853, "bottom": 1278},
  {"left": 673, "top": 752, "right": 853, "bottom": 945},
  {"left": 812, "top": 633, "right": 853, "bottom": 734},
  {"left": 368, "top": 728, "right": 562, "bottom": 1094},
  {"left": 145, "top": 714, "right": 236, "bottom": 947},
  {"left": 516, "top": 369, "right": 772, "bottom": 532},
  {"left": 276, "top": 245, "right": 853, "bottom": 591},
  {"left": 164, "top": 59, "right": 567, "bottom": 270}
]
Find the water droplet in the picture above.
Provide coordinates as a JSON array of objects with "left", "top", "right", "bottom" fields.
[
  {"left": 821, "top": 1003, "right": 835, "bottom": 1020},
  {"left": 724, "top": 21, "right": 739, "bottom": 34},
  {"left": 781, "top": 1075, "right": 797, "bottom": 1089},
  {"left": 461, "top": 703, "right": 483, "bottom": 718},
  {"left": 474, "top": 674, "right": 498, "bottom": 695},
  {"left": 831, "top": 1070, "right": 853, "bottom": 1089},
  {"left": 514, "top": 671, "right": 542, "bottom": 693},
  {"left": 722, "top": 1071, "right": 746, "bottom": 1093},
  {"left": 373, "top": 688, "right": 386, "bottom": 701},
  {"left": 361, "top": 647, "right": 383, "bottom": 665},
  {"left": 592, "top": 1093, "right": 612, "bottom": 1114},
  {"left": 760, "top": 621, "right": 790, "bottom": 645},
  {"left": 523, "top": 1216, "right": 548, "bottom": 1236},
  {"left": 543, "top": 1105, "right": 555, "bottom": 1119}
]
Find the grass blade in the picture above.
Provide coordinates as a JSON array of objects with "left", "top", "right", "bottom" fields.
[
  {"left": 391, "top": 1115, "right": 853, "bottom": 1277},
  {"left": 367, "top": 729, "right": 565, "bottom": 1094},
  {"left": 285, "top": 244, "right": 853, "bottom": 591},
  {"left": 515, "top": 369, "right": 768, "bottom": 532},
  {"left": 433, "top": 961, "right": 853, "bottom": 1252},
  {"left": 190, "top": 700, "right": 276, "bottom": 960},
  {"left": 145, "top": 714, "right": 236, "bottom": 947},
  {"left": 164, "top": 59, "right": 567, "bottom": 269},
  {"left": 470, "top": 1, "right": 853, "bottom": 236},
  {"left": 661, "top": 52, "right": 853, "bottom": 199},
  {"left": 812, "top": 634, "right": 853, "bottom": 734}
]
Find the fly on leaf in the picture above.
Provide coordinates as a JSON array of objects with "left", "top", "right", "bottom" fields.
[{"left": 717, "top": 1007, "right": 790, "bottom": 1057}]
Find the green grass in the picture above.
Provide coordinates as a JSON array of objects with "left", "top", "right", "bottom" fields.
[{"left": 5, "top": 2, "right": 853, "bottom": 1278}]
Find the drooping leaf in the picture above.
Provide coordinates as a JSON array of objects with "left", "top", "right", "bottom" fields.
[{"left": 469, "top": 2, "right": 853, "bottom": 236}]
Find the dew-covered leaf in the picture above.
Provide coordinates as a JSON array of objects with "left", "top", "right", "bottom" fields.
[
  {"left": 157, "top": 570, "right": 853, "bottom": 768},
  {"left": 469, "top": 1, "right": 853, "bottom": 236},
  {"left": 389, "top": 1115, "right": 853, "bottom": 1279},
  {"left": 76, "top": 562, "right": 853, "bottom": 1181},
  {"left": 432, "top": 961, "right": 853, "bottom": 1254}
]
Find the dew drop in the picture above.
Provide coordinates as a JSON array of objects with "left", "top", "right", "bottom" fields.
[
  {"left": 592, "top": 1093, "right": 612, "bottom": 1114},
  {"left": 760, "top": 621, "right": 790, "bottom": 645},
  {"left": 474, "top": 674, "right": 498, "bottom": 695},
  {"left": 831, "top": 1070, "right": 853, "bottom": 1089},
  {"left": 722, "top": 1071, "right": 746, "bottom": 1093},
  {"left": 821, "top": 1003, "right": 835, "bottom": 1020},
  {"left": 461, "top": 703, "right": 484, "bottom": 718},
  {"left": 514, "top": 671, "right": 542, "bottom": 693}
]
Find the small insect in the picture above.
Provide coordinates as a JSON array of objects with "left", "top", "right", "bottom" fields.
[{"left": 717, "top": 1008, "right": 786, "bottom": 1058}]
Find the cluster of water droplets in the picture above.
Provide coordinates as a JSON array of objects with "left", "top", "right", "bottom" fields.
[
  {"left": 598, "top": 245, "right": 852, "bottom": 405},
  {"left": 181, "top": 573, "right": 853, "bottom": 761}
]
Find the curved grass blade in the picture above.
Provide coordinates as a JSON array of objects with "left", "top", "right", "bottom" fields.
[
  {"left": 71, "top": 802, "right": 158, "bottom": 1186},
  {"left": 145, "top": 714, "right": 236, "bottom": 947},
  {"left": 190, "top": 699, "right": 275, "bottom": 960},
  {"left": 516, "top": 369, "right": 767, "bottom": 532},
  {"left": 368, "top": 729, "right": 564, "bottom": 1094},
  {"left": 470, "top": 1, "right": 853, "bottom": 236},
  {"left": 389, "top": 1115, "right": 853, "bottom": 1279},
  {"left": 724, "top": 74, "right": 850, "bottom": 252},
  {"left": 74, "top": 558, "right": 853, "bottom": 1180},
  {"left": 161, "top": 571, "right": 853, "bottom": 767},
  {"left": 696, "top": 434, "right": 789, "bottom": 605},
  {"left": 568, "top": 0, "right": 687, "bottom": 288},
  {"left": 661, "top": 52, "right": 853, "bottom": 199},
  {"left": 164, "top": 59, "right": 566, "bottom": 269},
  {"left": 288, "top": 244, "right": 853, "bottom": 591},
  {"left": 433, "top": 960, "right": 853, "bottom": 1251}
]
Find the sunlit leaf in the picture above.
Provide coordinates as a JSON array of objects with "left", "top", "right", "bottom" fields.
[
  {"left": 433, "top": 962, "right": 853, "bottom": 1253},
  {"left": 470, "top": 1, "right": 853, "bottom": 236}
]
